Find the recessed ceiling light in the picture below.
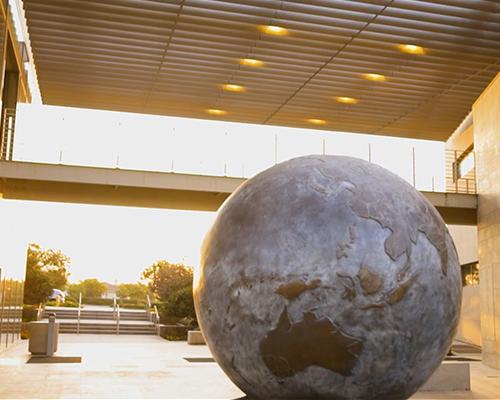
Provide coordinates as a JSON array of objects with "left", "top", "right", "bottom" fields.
[
  {"left": 398, "top": 44, "right": 425, "bottom": 55},
  {"left": 240, "top": 58, "right": 264, "bottom": 67},
  {"left": 307, "top": 118, "right": 326, "bottom": 125},
  {"left": 222, "top": 83, "right": 245, "bottom": 92},
  {"left": 206, "top": 109, "right": 227, "bottom": 116},
  {"left": 363, "top": 73, "right": 386, "bottom": 82},
  {"left": 336, "top": 96, "right": 358, "bottom": 105},
  {"left": 260, "top": 25, "right": 288, "bottom": 35}
]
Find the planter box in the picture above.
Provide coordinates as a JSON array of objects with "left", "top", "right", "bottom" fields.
[
  {"left": 187, "top": 330, "right": 205, "bottom": 345},
  {"left": 158, "top": 324, "right": 189, "bottom": 340}
]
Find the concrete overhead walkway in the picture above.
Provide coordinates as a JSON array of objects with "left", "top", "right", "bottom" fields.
[{"left": 0, "top": 160, "right": 477, "bottom": 224}]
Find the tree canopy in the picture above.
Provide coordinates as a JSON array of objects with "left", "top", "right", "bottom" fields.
[
  {"left": 141, "top": 260, "right": 193, "bottom": 300},
  {"left": 141, "top": 260, "right": 196, "bottom": 322},
  {"left": 24, "top": 243, "right": 71, "bottom": 305},
  {"left": 117, "top": 283, "right": 148, "bottom": 301},
  {"left": 68, "top": 279, "right": 107, "bottom": 299}
]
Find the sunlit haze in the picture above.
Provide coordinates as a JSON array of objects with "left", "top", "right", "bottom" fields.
[{"left": 0, "top": 103, "right": 445, "bottom": 284}]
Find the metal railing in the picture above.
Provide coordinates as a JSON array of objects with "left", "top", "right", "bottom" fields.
[
  {"left": 112, "top": 293, "right": 117, "bottom": 320},
  {"left": 445, "top": 148, "right": 476, "bottom": 194},
  {"left": 116, "top": 304, "right": 120, "bottom": 335},
  {"left": 0, "top": 108, "right": 16, "bottom": 161},
  {"left": 76, "top": 292, "right": 82, "bottom": 335},
  {"left": 36, "top": 303, "right": 43, "bottom": 321},
  {"left": 146, "top": 294, "right": 160, "bottom": 335},
  {"left": 145, "top": 295, "right": 151, "bottom": 318}
]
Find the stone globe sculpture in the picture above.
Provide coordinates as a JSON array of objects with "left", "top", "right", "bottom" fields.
[{"left": 194, "top": 155, "right": 461, "bottom": 399}]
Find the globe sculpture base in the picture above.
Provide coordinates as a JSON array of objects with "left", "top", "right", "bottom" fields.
[{"left": 194, "top": 155, "right": 461, "bottom": 400}]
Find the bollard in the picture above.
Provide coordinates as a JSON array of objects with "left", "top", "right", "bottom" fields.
[{"left": 46, "top": 313, "right": 56, "bottom": 356}]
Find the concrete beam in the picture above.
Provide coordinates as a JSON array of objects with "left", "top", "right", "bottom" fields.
[{"left": 0, "top": 161, "right": 477, "bottom": 224}]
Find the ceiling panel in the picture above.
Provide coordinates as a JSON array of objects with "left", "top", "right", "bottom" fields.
[{"left": 23, "top": 0, "right": 500, "bottom": 140}]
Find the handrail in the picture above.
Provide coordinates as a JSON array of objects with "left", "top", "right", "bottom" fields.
[
  {"left": 36, "top": 302, "right": 43, "bottom": 321},
  {"left": 112, "top": 293, "right": 117, "bottom": 320},
  {"left": 153, "top": 304, "right": 160, "bottom": 335},
  {"left": 116, "top": 303, "right": 120, "bottom": 335},
  {"left": 146, "top": 294, "right": 152, "bottom": 322},
  {"left": 77, "top": 292, "right": 82, "bottom": 335},
  {"left": 153, "top": 305, "right": 159, "bottom": 324}
]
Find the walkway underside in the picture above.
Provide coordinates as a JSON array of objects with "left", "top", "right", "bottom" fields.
[{"left": 0, "top": 161, "right": 477, "bottom": 225}]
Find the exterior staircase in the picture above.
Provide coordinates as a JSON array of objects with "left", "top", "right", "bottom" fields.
[{"left": 43, "top": 306, "right": 156, "bottom": 335}]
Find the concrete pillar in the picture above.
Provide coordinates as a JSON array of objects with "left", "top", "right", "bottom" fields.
[{"left": 472, "top": 72, "right": 500, "bottom": 369}]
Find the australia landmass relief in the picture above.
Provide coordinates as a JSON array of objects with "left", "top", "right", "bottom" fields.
[{"left": 260, "top": 307, "right": 363, "bottom": 378}]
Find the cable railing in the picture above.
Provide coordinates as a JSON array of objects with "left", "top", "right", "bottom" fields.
[{"left": 11, "top": 140, "right": 476, "bottom": 195}]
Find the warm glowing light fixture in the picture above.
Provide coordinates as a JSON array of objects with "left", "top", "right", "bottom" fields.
[
  {"left": 206, "top": 109, "right": 227, "bottom": 116},
  {"left": 261, "top": 25, "right": 288, "bottom": 35},
  {"left": 307, "top": 118, "right": 326, "bottom": 125},
  {"left": 398, "top": 44, "right": 425, "bottom": 55},
  {"left": 363, "top": 73, "right": 386, "bottom": 82},
  {"left": 240, "top": 58, "right": 264, "bottom": 67},
  {"left": 222, "top": 83, "right": 245, "bottom": 92},
  {"left": 336, "top": 96, "right": 358, "bottom": 104}
]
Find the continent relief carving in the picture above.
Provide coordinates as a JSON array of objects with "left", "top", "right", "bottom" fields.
[{"left": 260, "top": 308, "right": 363, "bottom": 378}]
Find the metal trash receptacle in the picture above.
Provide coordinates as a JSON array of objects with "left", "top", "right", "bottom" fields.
[{"left": 28, "top": 313, "right": 59, "bottom": 355}]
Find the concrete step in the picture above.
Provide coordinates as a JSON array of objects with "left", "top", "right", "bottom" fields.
[
  {"left": 58, "top": 320, "right": 156, "bottom": 335},
  {"left": 43, "top": 311, "right": 149, "bottom": 321}
]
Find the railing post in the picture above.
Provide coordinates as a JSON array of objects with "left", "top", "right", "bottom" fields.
[
  {"left": 153, "top": 304, "right": 160, "bottom": 336},
  {"left": 116, "top": 304, "right": 120, "bottom": 335},
  {"left": 77, "top": 292, "right": 82, "bottom": 335},
  {"left": 146, "top": 295, "right": 152, "bottom": 322}
]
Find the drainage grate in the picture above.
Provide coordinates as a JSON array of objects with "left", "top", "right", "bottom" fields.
[
  {"left": 27, "top": 356, "right": 82, "bottom": 364},
  {"left": 183, "top": 357, "right": 215, "bottom": 363}
]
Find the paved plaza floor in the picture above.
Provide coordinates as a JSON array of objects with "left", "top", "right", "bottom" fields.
[{"left": 0, "top": 334, "right": 499, "bottom": 399}]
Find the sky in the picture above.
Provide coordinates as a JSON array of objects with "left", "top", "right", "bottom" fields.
[
  {"left": 0, "top": 3, "right": 448, "bottom": 285},
  {"left": 0, "top": 103, "right": 446, "bottom": 284}
]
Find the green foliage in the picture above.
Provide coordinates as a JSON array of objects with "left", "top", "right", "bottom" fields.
[
  {"left": 22, "top": 305, "right": 39, "bottom": 322},
  {"left": 119, "top": 300, "right": 146, "bottom": 309},
  {"left": 160, "top": 286, "right": 195, "bottom": 319},
  {"left": 77, "top": 297, "right": 113, "bottom": 306},
  {"left": 46, "top": 299, "right": 78, "bottom": 308},
  {"left": 141, "top": 260, "right": 193, "bottom": 300},
  {"left": 117, "top": 283, "right": 148, "bottom": 302},
  {"left": 142, "top": 260, "right": 196, "bottom": 323},
  {"left": 68, "top": 279, "right": 107, "bottom": 299},
  {"left": 24, "top": 243, "right": 71, "bottom": 305}
]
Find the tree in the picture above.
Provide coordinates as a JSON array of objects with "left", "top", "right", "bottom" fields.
[
  {"left": 160, "top": 286, "right": 195, "bottom": 319},
  {"left": 24, "top": 243, "right": 71, "bottom": 305},
  {"left": 141, "top": 260, "right": 196, "bottom": 321},
  {"left": 68, "top": 279, "right": 107, "bottom": 299},
  {"left": 117, "top": 283, "right": 148, "bottom": 301},
  {"left": 141, "top": 260, "right": 193, "bottom": 300}
]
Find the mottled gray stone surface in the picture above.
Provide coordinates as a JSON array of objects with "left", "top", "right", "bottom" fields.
[{"left": 194, "top": 155, "right": 462, "bottom": 400}]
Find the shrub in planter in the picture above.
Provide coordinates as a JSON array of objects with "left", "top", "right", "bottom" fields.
[{"left": 159, "top": 286, "right": 196, "bottom": 322}]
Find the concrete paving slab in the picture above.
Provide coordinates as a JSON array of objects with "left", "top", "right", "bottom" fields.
[{"left": 0, "top": 334, "right": 498, "bottom": 399}]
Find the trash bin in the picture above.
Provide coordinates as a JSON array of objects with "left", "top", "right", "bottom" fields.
[{"left": 28, "top": 313, "right": 59, "bottom": 356}]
